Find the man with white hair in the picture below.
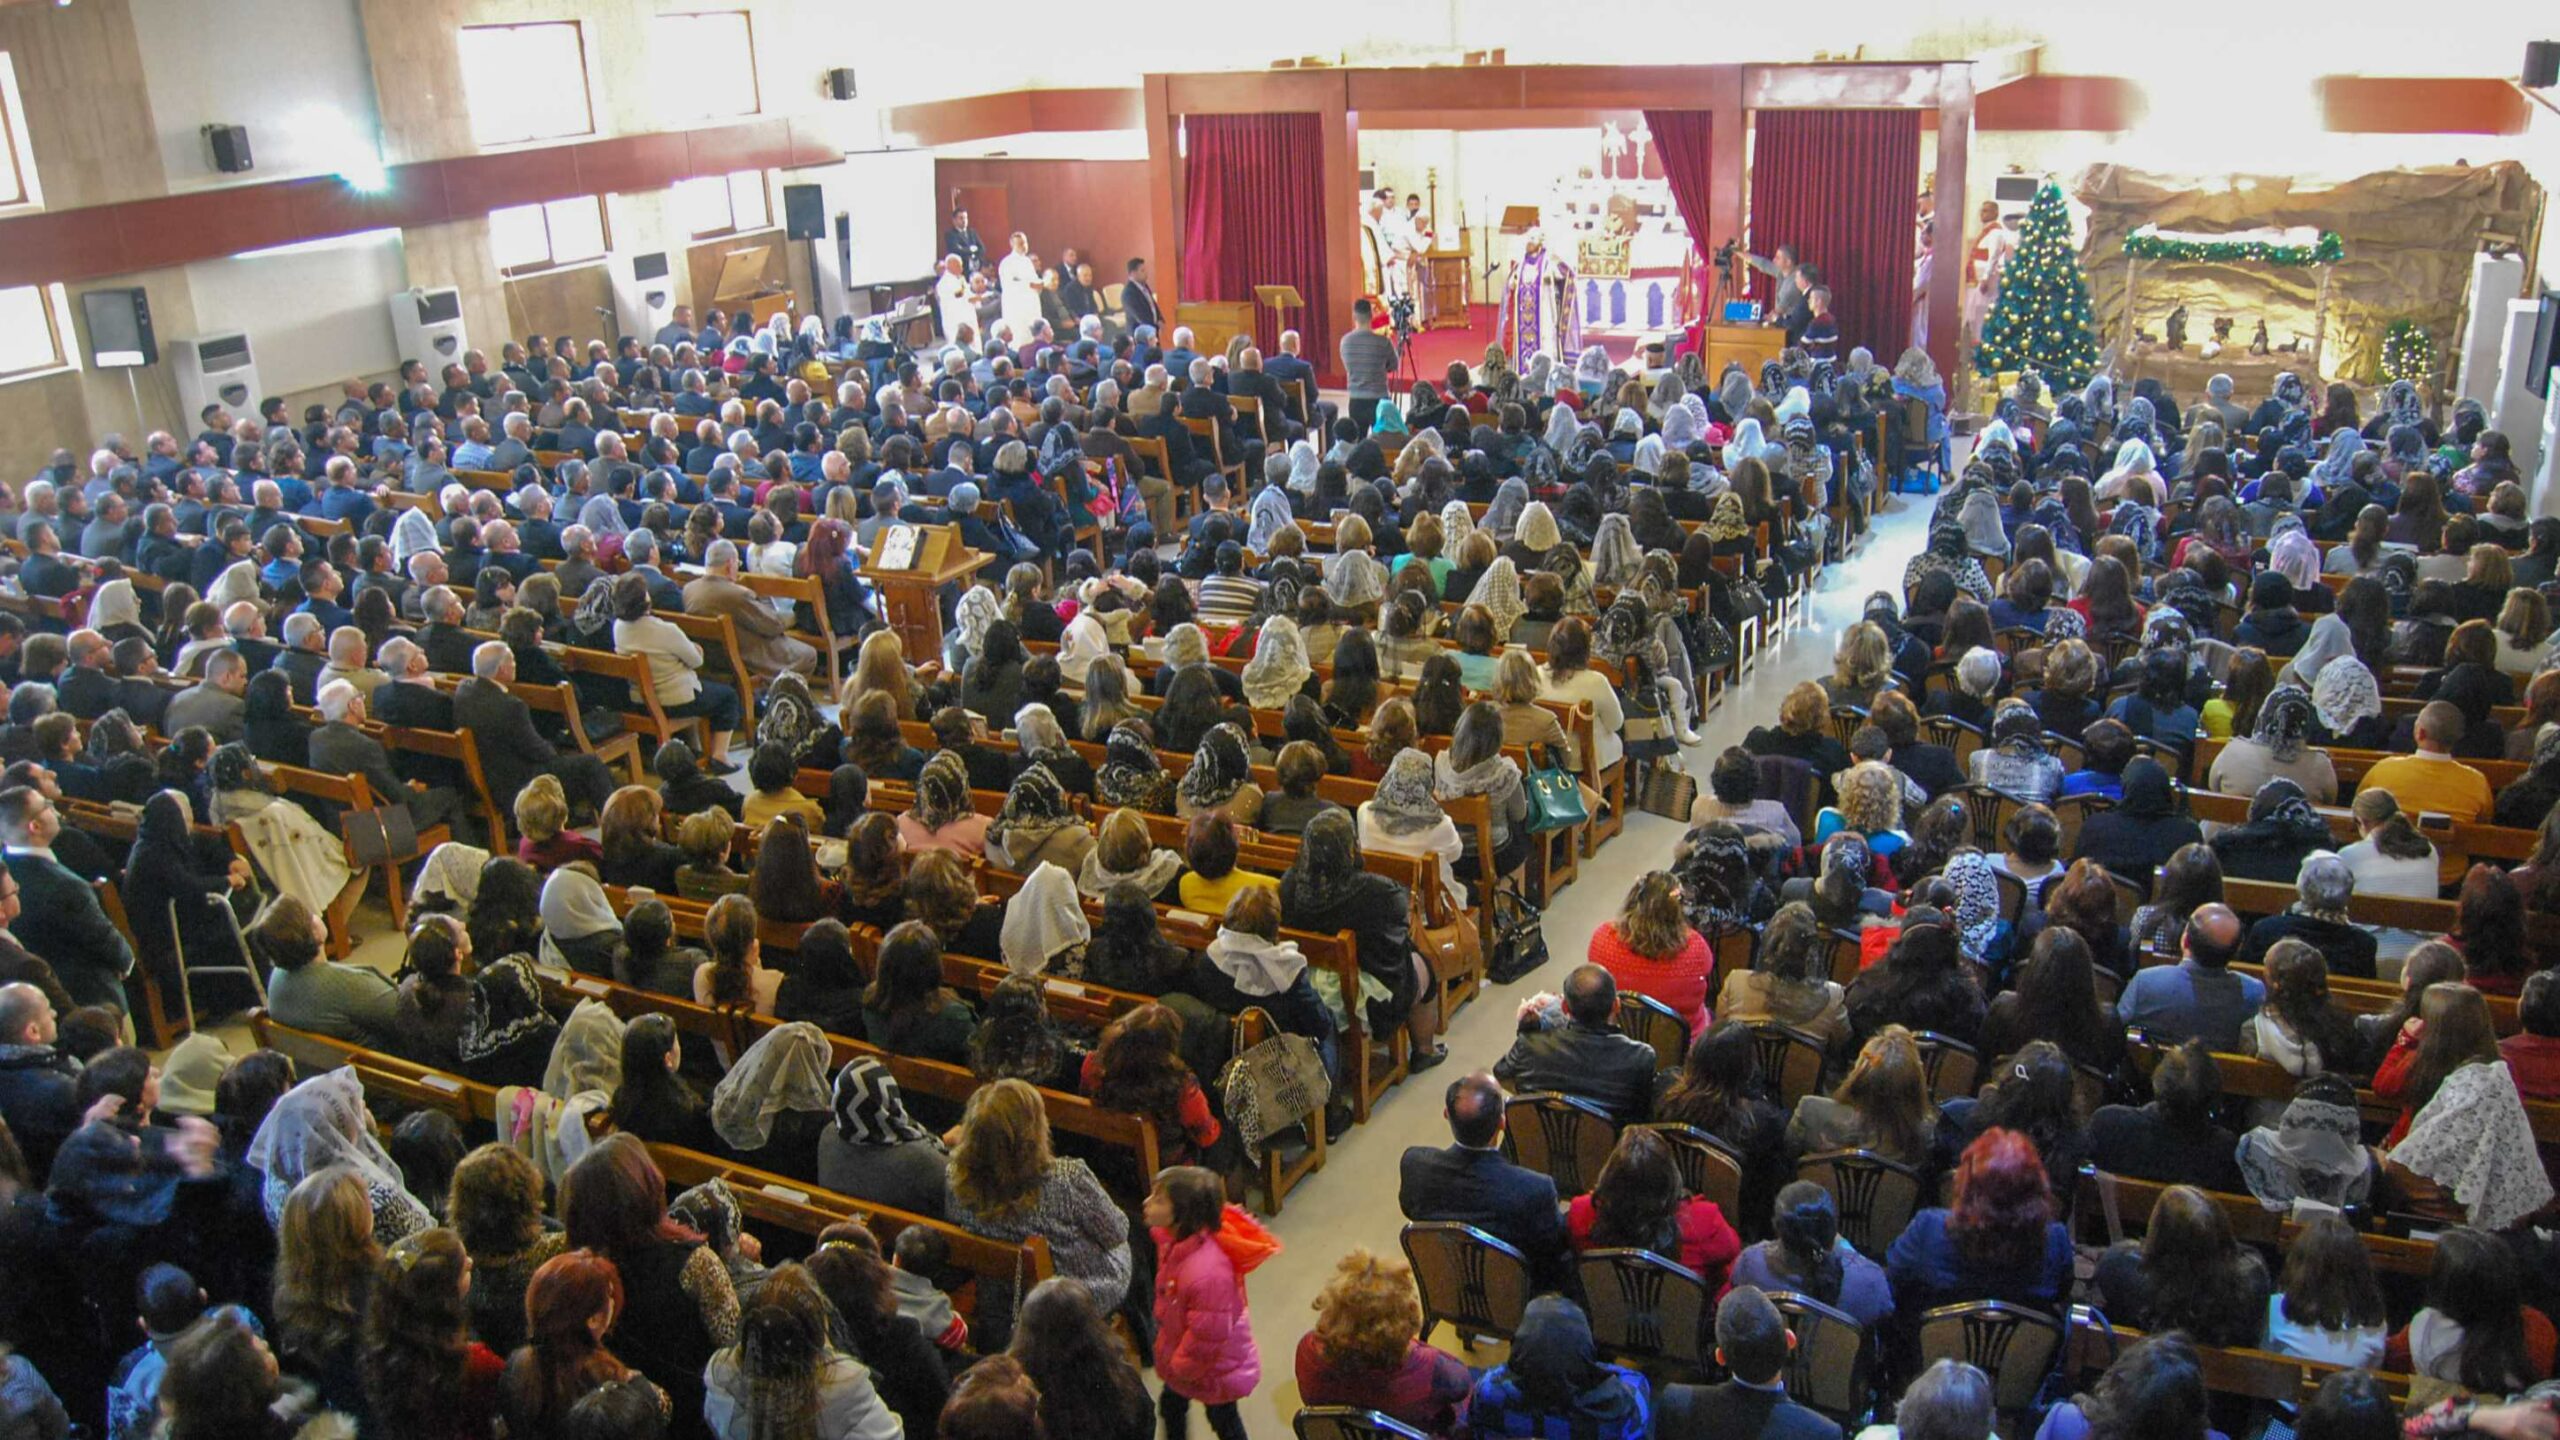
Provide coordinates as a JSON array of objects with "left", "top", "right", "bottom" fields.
[
  {"left": 412, "top": 583, "right": 477, "bottom": 675},
  {"left": 318, "top": 626, "right": 388, "bottom": 702},
  {"left": 401, "top": 550, "right": 449, "bottom": 622},
  {"left": 554, "top": 524, "right": 601, "bottom": 601},
  {"left": 621, "top": 530, "right": 687, "bottom": 612},
  {"left": 479, "top": 520, "right": 536, "bottom": 582},
  {"left": 935, "top": 254, "right": 974, "bottom": 345},
  {"left": 215, "top": 600, "right": 281, "bottom": 675},
  {"left": 455, "top": 641, "right": 615, "bottom": 817},
  {"left": 1162, "top": 325, "right": 1200, "bottom": 382},
  {"left": 309, "top": 679, "right": 471, "bottom": 835},
  {"left": 1178, "top": 355, "right": 1257, "bottom": 473},
  {"left": 513, "top": 487, "right": 562, "bottom": 561},
  {"left": 684, "top": 540, "right": 816, "bottom": 682},
  {"left": 2236, "top": 852, "right": 2379, "bottom": 979},
  {"left": 15, "top": 481, "right": 59, "bottom": 547},
  {"left": 486, "top": 412, "right": 535, "bottom": 473},
  {"left": 273, "top": 611, "right": 330, "bottom": 704}
]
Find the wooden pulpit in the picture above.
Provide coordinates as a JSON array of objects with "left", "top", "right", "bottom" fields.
[
  {"left": 857, "top": 523, "right": 994, "bottom": 661},
  {"left": 1253, "top": 284, "right": 1303, "bottom": 344}
]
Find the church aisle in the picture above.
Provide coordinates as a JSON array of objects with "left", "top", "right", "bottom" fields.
[{"left": 1233, "top": 488, "right": 1939, "bottom": 1436}]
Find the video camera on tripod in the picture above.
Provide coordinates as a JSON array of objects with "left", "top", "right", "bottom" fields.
[{"left": 1386, "top": 293, "right": 1419, "bottom": 344}]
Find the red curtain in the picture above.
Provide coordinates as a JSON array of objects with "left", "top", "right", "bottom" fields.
[
  {"left": 1744, "top": 109, "right": 1921, "bottom": 360},
  {"left": 1178, "top": 113, "right": 1333, "bottom": 364},
  {"left": 1643, "top": 110, "right": 1716, "bottom": 262}
]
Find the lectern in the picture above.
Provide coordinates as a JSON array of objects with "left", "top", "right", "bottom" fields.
[
  {"left": 1253, "top": 284, "right": 1302, "bottom": 344},
  {"left": 857, "top": 523, "right": 993, "bottom": 661}
]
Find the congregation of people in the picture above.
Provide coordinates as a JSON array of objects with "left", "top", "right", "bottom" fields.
[{"left": 4, "top": 232, "right": 2560, "bottom": 1440}]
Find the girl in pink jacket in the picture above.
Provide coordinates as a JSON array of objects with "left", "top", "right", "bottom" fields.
[{"left": 1145, "top": 1165, "right": 1281, "bottom": 1440}]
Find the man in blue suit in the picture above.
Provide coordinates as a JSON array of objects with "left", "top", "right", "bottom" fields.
[
  {"left": 1656, "top": 1287, "right": 1842, "bottom": 1440},
  {"left": 1398, "top": 1072, "right": 1569, "bottom": 1289}
]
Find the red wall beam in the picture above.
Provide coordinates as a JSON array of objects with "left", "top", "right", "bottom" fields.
[
  {"left": 1976, "top": 75, "right": 2147, "bottom": 132},
  {"left": 2315, "top": 76, "right": 2529, "bottom": 135},
  {"left": 0, "top": 117, "right": 818, "bottom": 289}
]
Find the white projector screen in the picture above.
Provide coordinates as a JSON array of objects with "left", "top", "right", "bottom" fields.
[{"left": 831, "top": 149, "right": 937, "bottom": 285}]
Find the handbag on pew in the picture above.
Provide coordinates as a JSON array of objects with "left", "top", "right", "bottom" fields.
[
  {"left": 1409, "top": 894, "right": 1482, "bottom": 994},
  {"left": 1636, "top": 761, "right": 1698, "bottom": 822},
  {"left": 341, "top": 802, "right": 423, "bottom": 869},
  {"left": 1523, "top": 744, "right": 1589, "bottom": 834}
]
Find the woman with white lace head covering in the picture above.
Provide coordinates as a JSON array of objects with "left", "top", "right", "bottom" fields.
[
  {"left": 1631, "top": 435, "right": 1666, "bottom": 480},
  {"left": 1514, "top": 501, "right": 1564, "bottom": 556},
  {"left": 1246, "top": 479, "right": 1297, "bottom": 553},
  {"left": 1659, "top": 399, "right": 1700, "bottom": 451},
  {"left": 209, "top": 559, "right": 264, "bottom": 609},
  {"left": 999, "top": 860, "right": 1092, "bottom": 977},
  {"left": 2097, "top": 437, "right": 2159, "bottom": 506},
  {"left": 1483, "top": 477, "right": 1532, "bottom": 540},
  {"left": 709, "top": 1021, "right": 833, "bottom": 1153},
  {"left": 1523, "top": 350, "right": 1557, "bottom": 398},
  {"left": 1284, "top": 439, "right": 1321, "bottom": 502},
  {"left": 1241, "top": 615, "right": 1314, "bottom": 710},
  {"left": 1357, "top": 747, "right": 1463, "bottom": 896},
  {"left": 1540, "top": 399, "right": 1580, "bottom": 458},
  {"left": 950, "top": 584, "right": 1002, "bottom": 670},
  {"left": 392, "top": 507, "right": 442, "bottom": 569},
  {"left": 1054, "top": 607, "right": 1109, "bottom": 683},
  {"left": 1466, "top": 556, "right": 1527, "bottom": 640},
  {"left": 1323, "top": 545, "right": 1385, "bottom": 611},
  {"left": 1591, "top": 514, "right": 1643, "bottom": 589},
  {"left": 2388, "top": 1037, "right": 2555, "bottom": 1231},
  {"left": 1439, "top": 498, "right": 1476, "bottom": 556},
  {"left": 1574, "top": 344, "right": 1614, "bottom": 397},
  {"left": 1727, "top": 418, "right": 1766, "bottom": 466},
  {"left": 411, "top": 841, "right": 490, "bottom": 913},
  {"left": 542, "top": 998, "right": 624, "bottom": 1101},
  {"left": 246, "top": 1068, "right": 433, "bottom": 1240}
]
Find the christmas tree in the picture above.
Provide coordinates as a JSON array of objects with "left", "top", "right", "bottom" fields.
[{"left": 1973, "top": 179, "right": 2101, "bottom": 391}]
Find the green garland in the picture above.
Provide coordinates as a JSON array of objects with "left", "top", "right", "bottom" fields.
[
  {"left": 2120, "top": 229, "right": 2344, "bottom": 267},
  {"left": 2380, "top": 320, "right": 2434, "bottom": 384}
]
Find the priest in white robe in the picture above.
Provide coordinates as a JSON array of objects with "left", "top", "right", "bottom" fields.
[
  {"left": 998, "top": 232, "right": 1044, "bottom": 343},
  {"left": 935, "top": 255, "right": 975, "bottom": 344}
]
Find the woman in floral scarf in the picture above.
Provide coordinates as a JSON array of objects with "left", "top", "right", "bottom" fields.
[{"left": 1097, "top": 718, "right": 1176, "bottom": 813}]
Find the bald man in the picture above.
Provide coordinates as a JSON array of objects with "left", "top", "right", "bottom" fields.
[
  {"left": 2116, "top": 902, "right": 2261, "bottom": 1049},
  {"left": 1399, "top": 1071, "right": 1570, "bottom": 1289}
]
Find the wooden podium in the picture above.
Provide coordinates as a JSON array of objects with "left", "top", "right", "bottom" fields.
[
  {"left": 1422, "top": 250, "right": 1471, "bottom": 329},
  {"left": 1699, "top": 323, "right": 1786, "bottom": 384},
  {"left": 857, "top": 524, "right": 993, "bottom": 661},
  {"left": 1252, "top": 284, "right": 1301, "bottom": 348}
]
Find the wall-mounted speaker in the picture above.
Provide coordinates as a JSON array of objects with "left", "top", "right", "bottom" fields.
[
  {"left": 80, "top": 287, "right": 157, "bottom": 367},
  {"left": 204, "top": 124, "right": 253, "bottom": 173},
  {"left": 2526, "top": 40, "right": 2560, "bottom": 89},
  {"left": 824, "top": 67, "right": 857, "bottom": 100},
  {"left": 783, "top": 183, "right": 826, "bottom": 241}
]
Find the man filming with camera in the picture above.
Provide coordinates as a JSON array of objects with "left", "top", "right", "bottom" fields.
[{"left": 1340, "top": 299, "right": 1400, "bottom": 430}]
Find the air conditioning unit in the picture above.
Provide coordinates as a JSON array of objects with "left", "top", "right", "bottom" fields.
[
  {"left": 170, "top": 332, "right": 262, "bottom": 422},
  {"left": 611, "top": 251, "right": 677, "bottom": 347},
  {"left": 388, "top": 286, "right": 468, "bottom": 367}
]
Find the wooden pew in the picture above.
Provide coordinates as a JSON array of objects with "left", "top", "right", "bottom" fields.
[
  {"left": 246, "top": 1009, "right": 1053, "bottom": 1304},
  {"left": 2070, "top": 1167, "right": 2435, "bottom": 1278},
  {"left": 2189, "top": 734, "right": 2524, "bottom": 793},
  {"left": 2063, "top": 1312, "right": 2416, "bottom": 1409}
]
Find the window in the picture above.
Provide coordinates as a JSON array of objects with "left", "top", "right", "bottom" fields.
[
  {"left": 0, "top": 285, "right": 72, "bottom": 382},
  {"left": 653, "top": 12, "right": 758, "bottom": 122},
  {"left": 490, "top": 196, "right": 610, "bottom": 273},
  {"left": 674, "top": 170, "right": 772, "bottom": 238},
  {"left": 0, "top": 53, "right": 37, "bottom": 209},
  {"left": 456, "top": 23, "right": 594, "bottom": 147}
]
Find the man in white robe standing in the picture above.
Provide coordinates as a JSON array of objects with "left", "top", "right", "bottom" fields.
[
  {"left": 935, "top": 255, "right": 975, "bottom": 345},
  {"left": 998, "top": 232, "right": 1043, "bottom": 344}
]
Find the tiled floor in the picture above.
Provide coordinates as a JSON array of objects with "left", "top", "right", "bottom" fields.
[
  {"left": 1229, "top": 488, "right": 1936, "bottom": 1435},
  {"left": 179, "top": 485, "right": 1940, "bottom": 1437}
]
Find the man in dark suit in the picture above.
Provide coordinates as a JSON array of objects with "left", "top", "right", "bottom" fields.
[
  {"left": 0, "top": 979, "right": 84, "bottom": 1182},
  {"left": 108, "top": 638, "right": 173, "bottom": 733},
  {"left": 315, "top": 456, "right": 377, "bottom": 527},
  {"left": 0, "top": 786, "right": 135, "bottom": 1010},
  {"left": 308, "top": 680, "right": 470, "bottom": 837},
  {"left": 414, "top": 586, "right": 479, "bottom": 674},
  {"left": 454, "top": 642, "right": 615, "bottom": 819},
  {"left": 270, "top": 613, "right": 330, "bottom": 705},
  {"left": 1492, "top": 964, "right": 1659, "bottom": 1126},
  {"left": 294, "top": 558, "right": 355, "bottom": 632},
  {"left": 55, "top": 630, "right": 118, "bottom": 720},
  {"left": 553, "top": 399, "right": 601, "bottom": 459},
  {"left": 1399, "top": 1072, "right": 1570, "bottom": 1288},
  {"left": 619, "top": 532, "right": 688, "bottom": 614},
  {"left": 20, "top": 522, "right": 88, "bottom": 599},
  {"left": 354, "top": 641, "right": 469, "bottom": 808},
  {"left": 1656, "top": 1287, "right": 1841, "bottom": 1440},
  {"left": 1228, "top": 346, "right": 1305, "bottom": 437},
  {"left": 1263, "top": 329, "right": 1316, "bottom": 393},
  {"left": 1119, "top": 257, "right": 1161, "bottom": 336}
]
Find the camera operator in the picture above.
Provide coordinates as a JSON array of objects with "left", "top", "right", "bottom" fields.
[{"left": 1339, "top": 298, "right": 1399, "bottom": 430}]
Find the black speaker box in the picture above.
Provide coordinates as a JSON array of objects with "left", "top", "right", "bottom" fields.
[
  {"left": 825, "top": 68, "right": 857, "bottom": 100},
  {"left": 204, "top": 124, "right": 253, "bottom": 173},
  {"left": 783, "top": 184, "right": 826, "bottom": 241},
  {"left": 2527, "top": 40, "right": 2560, "bottom": 88}
]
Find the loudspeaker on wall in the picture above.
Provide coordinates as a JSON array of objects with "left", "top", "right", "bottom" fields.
[
  {"left": 204, "top": 124, "right": 253, "bottom": 174},
  {"left": 783, "top": 184, "right": 826, "bottom": 241},
  {"left": 2526, "top": 40, "right": 2560, "bottom": 89},
  {"left": 825, "top": 68, "right": 857, "bottom": 100}
]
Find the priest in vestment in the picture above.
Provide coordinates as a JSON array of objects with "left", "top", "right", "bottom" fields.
[
  {"left": 998, "top": 231, "right": 1044, "bottom": 343},
  {"left": 1963, "top": 201, "right": 2013, "bottom": 343},
  {"left": 1361, "top": 191, "right": 1407, "bottom": 303},
  {"left": 935, "top": 256, "right": 975, "bottom": 344},
  {"left": 1496, "top": 229, "right": 1576, "bottom": 372}
]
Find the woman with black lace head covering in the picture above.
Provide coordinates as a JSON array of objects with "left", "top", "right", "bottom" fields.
[{"left": 2209, "top": 777, "right": 2337, "bottom": 883}]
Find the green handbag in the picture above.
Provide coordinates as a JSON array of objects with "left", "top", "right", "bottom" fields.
[{"left": 1524, "top": 744, "right": 1589, "bottom": 833}]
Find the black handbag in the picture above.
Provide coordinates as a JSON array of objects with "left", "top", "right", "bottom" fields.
[
  {"left": 341, "top": 803, "right": 421, "bottom": 868},
  {"left": 1485, "top": 880, "right": 1549, "bottom": 985}
]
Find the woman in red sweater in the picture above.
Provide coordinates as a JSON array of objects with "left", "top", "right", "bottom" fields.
[
  {"left": 1565, "top": 1127, "right": 1741, "bottom": 1290},
  {"left": 2370, "top": 982, "right": 2508, "bottom": 1148},
  {"left": 1586, "top": 870, "right": 1714, "bottom": 1040}
]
